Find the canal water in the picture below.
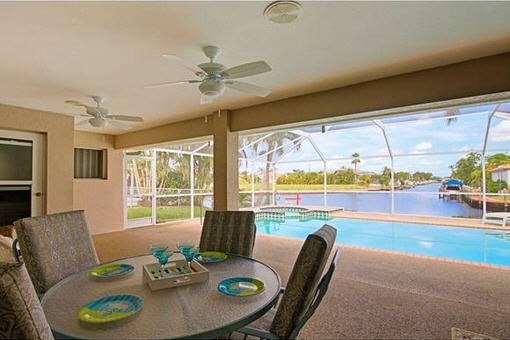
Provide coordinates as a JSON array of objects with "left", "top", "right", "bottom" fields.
[{"left": 277, "top": 183, "right": 483, "bottom": 218}]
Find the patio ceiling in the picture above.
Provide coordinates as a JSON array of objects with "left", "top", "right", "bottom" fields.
[{"left": 1, "top": 1, "right": 510, "bottom": 134}]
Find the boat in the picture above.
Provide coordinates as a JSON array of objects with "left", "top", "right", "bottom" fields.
[{"left": 438, "top": 178, "right": 464, "bottom": 200}]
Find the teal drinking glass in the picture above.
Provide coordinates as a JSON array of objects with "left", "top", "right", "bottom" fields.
[
  {"left": 181, "top": 246, "right": 199, "bottom": 271},
  {"left": 176, "top": 242, "right": 195, "bottom": 253},
  {"left": 149, "top": 244, "right": 168, "bottom": 257},
  {"left": 154, "top": 250, "right": 174, "bottom": 271}
]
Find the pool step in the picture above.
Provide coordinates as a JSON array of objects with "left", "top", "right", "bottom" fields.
[{"left": 256, "top": 207, "right": 330, "bottom": 222}]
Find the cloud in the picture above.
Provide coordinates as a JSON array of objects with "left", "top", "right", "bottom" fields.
[
  {"left": 456, "top": 145, "right": 472, "bottom": 152},
  {"left": 413, "top": 142, "right": 433, "bottom": 151},
  {"left": 418, "top": 159, "right": 443, "bottom": 166},
  {"left": 490, "top": 120, "right": 510, "bottom": 142}
]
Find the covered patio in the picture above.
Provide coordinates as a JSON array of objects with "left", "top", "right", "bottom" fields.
[{"left": 93, "top": 218, "right": 510, "bottom": 339}]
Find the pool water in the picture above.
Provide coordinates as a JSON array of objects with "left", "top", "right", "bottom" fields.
[{"left": 255, "top": 217, "right": 510, "bottom": 267}]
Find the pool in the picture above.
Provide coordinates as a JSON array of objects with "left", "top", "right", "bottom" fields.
[{"left": 255, "top": 217, "right": 510, "bottom": 267}]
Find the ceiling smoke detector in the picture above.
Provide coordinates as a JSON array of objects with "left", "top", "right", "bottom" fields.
[{"left": 264, "top": 1, "right": 302, "bottom": 24}]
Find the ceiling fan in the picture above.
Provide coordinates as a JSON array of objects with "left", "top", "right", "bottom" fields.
[
  {"left": 66, "top": 96, "right": 144, "bottom": 130},
  {"left": 145, "top": 45, "right": 272, "bottom": 105}
]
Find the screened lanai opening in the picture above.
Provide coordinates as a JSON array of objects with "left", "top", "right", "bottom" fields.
[
  {"left": 124, "top": 140, "right": 214, "bottom": 228},
  {"left": 239, "top": 101, "right": 510, "bottom": 219},
  {"left": 124, "top": 100, "right": 510, "bottom": 228}
]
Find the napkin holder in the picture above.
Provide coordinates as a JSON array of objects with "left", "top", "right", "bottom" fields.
[{"left": 142, "top": 256, "right": 209, "bottom": 291}]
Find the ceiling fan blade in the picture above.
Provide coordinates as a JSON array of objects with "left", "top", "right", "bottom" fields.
[
  {"left": 200, "top": 94, "right": 214, "bottom": 105},
  {"left": 75, "top": 119, "right": 91, "bottom": 127},
  {"left": 65, "top": 100, "right": 92, "bottom": 108},
  {"left": 107, "top": 115, "right": 144, "bottom": 122},
  {"left": 163, "top": 54, "right": 204, "bottom": 76},
  {"left": 221, "top": 61, "right": 272, "bottom": 79},
  {"left": 144, "top": 79, "right": 201, "bottom": 89},
  {"left": 106, "top": 119, "right": 132, "bottom": 130},
  {"left": 224, "top": 80, "right": 271, "bottom": 97}
]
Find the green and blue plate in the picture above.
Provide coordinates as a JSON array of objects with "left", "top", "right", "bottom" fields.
[
  {"left": 89, "top": 263, "right": 134, "bottom": 278},
  {"left": 197, "top": 251, "right": 227, "bottom": 263},
  {"left": 78, "top": 294, "right": 144, "bottom": 324},
  {"left": 217, "top": 277, "right": 265, "bottom": 297}
]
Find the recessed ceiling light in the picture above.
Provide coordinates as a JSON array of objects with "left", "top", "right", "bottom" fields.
[{"left": 264, "top": 1, "right": 302, "bottom": 24}]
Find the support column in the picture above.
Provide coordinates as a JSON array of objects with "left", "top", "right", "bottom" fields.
[{"left": 213, "top": 110, "right": 239, "bottom": 210}]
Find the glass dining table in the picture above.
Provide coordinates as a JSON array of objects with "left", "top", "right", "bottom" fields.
[{"left": 41, "top": 253, "right": 281, "bottom": 339}]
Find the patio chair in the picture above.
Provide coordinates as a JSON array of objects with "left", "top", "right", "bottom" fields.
[
  {"left": 0, "top": 234, "right": 15, "bottom": 261},
  {"left": 483, "top": 212, "right": 510, "bottom": 227},
  {"left": 13, "top": 210, "right": 99, "bottom": 294},
  {"left": 0, "top": 261, "right": 54, "bottom": 339},
  {"left": 200, "top": 210, "right": 256, "bottom": 257},
  {"left": 232, "top": 224, "right": 339, "bottom": 340}
]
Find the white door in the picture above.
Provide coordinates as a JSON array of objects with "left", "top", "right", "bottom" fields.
[{"left": 0, "top": 129, "right": 45, "bottom": 218}]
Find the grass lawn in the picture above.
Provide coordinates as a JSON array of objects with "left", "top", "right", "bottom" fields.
[{"left": 128, "top": 206, "right": 206, "bottom": 222}]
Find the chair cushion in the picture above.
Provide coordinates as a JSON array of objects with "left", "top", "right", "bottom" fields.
[
  {"left": 0, "top": 262, "right": 54, "bottom": 339},
  {"left": 14, "top": 210, "right": 99, "bottom": 294},
  {"left": 270, "top": 224, "right": 336, "bottom": 339},
  {"left": 200, "top": 211, "right": 256, "bottom": 257},
  {"left": 0, "top": 235, "right": 14, "bottom": 261}
]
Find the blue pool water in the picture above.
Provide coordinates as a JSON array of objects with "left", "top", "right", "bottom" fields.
[{"left": 256, "top": 217, "right": 510, "bottom": 267}]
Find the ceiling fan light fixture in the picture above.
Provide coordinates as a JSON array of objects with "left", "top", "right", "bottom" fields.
[
  {"left": 89, "top": 117, "right": 107, "bottom": 127},
  {"left": 199, "top": 80, "right": 225, "bottom": 97}
]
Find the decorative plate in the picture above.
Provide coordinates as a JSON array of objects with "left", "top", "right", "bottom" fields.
[
  {"left": 217, "top": 277, "right": 265, "bottom": 297},
  {"left": 197, "top": 251, "right": 227, "bottom": 263},
  {"left": 78, "top": 294, "right": 144, "bottom": 324},
  {"left": 89, "top": 263, "right": 135, "bottom": 278}
]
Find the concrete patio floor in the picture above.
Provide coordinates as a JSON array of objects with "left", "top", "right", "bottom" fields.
[{"left": 92, "top": 216, "right": 510, "bottom": 339}]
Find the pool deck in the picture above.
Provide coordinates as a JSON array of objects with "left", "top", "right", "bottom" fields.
[
  {"left": 93, "top": 217, "right": 510, "bottom": 339},
  {"left": 329, "top": 210, "right": 510, "bottom": 230}
]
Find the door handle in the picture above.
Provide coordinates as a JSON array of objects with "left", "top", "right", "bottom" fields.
[{"left": 34, "top": 192, "right": 43, "bottom": 197}]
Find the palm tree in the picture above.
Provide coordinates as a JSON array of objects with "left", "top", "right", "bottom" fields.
[
  {"left": 351, "top": 152, "right": 361, "bottom": 183},
  {"left": 239, "top": 132, "right": 302, "bottom": 206},
  {"left": 445, "top": 108, "right": 458, "bottom": 126}
]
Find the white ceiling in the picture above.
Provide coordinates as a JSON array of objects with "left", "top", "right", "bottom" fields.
[{"left": 1, "top": 1, "right": 510, "bottom": 135}]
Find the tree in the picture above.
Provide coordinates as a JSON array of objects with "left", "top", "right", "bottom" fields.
[
  {"left": 351, "top": 152, "right": 361, "bottom": 183},
  {"left": 411, "top": 171, "right": 433, "bottom": 182},
  {"left": 330, "top": 168, "right": 355, "bottom": 184},
  {"left": 395, "top": 171, "right": 410, "bottom": 183},
  {"left": 380, "top": 166, "right": 392, "bottom": 187},
  {"left": 450, "top": 152, "right": 510, "bottom": 193},
  {"left": 444, "top": 108, "right": 458, "bottom": 126},
  {"left": 239, "top": 132, "right": 302, "bottom": 205},
  {"left": 451, "top": 152, "right": 482, "bottom": 184},
  {"left": 487, "top": 153, "right": 510, "bottom": 169}
]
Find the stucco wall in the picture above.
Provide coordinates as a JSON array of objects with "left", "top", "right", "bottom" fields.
[
  {"left": 0, "top": 104, "right": 74, "bottom": 213},
  {"left": 74, "top": 131, "right": 124, "bottom": 235}
]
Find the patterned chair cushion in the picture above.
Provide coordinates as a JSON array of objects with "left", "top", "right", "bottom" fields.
[
  {"left": 0, "top": 235, "right": 14, "bottom": 261},
  {"left": 13, "top": 210, "right": 99, "bottom": 294},
  {"left": 200, "top": 211, "right": 256, "bottom": 257},
  {"left": 0, "top": 261, "right": 54, "bottom": 339},
  {"left": 269, "top": 224, "right": 336, "bottom": 339}
]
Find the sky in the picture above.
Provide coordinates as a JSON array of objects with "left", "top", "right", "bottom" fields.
[{"left": 244, "top": 103, "right": 510, "bottom": 178}]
